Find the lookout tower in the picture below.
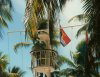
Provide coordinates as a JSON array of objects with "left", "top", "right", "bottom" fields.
[
  {"left": 30, "top": 24, "right": 57, "bottom": 77},
  {"left": 25, "top": 0, "right": 57, "bottom": 77}
]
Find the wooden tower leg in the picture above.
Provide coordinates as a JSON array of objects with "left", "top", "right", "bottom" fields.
[
  {"left": 34, "top": 69, "right": 51, "bottom": 77},
  {"left": 46, "top": 72, "right": 51, "bottom": 77},
  {"left": 45, "top": 69, "right": 51, "bottom": 77}
]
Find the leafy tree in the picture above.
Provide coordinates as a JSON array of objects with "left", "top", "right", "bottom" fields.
[
  {"left": 79, "top": 1, "right": 100, "bottom": 76},
  {"left": 8, "top": 66, "right": 25, "bottom": 77},
  {"left": 68, "top": 14, "right": 89, "bottom": 36},
  {"left": 13, "top": 19, "right": 60, "bottom": 52},
  {"left": 57, "top": 54, "right": 85, "bottom": 77},
  {"left": 52, "top": 40, "right": 99, "bottom": 77},
  {"left": 24, "top": 0, "right": 68, "bottom": 46},
  {"left": 0, "top": 52, "right": 8, "bottom": 77},
  {"left": 0, "top": 52, "right": 25, "bottom": 77},
  {"left": 68, "top": 13, "right": 100, "bottom": 77},
  {"left": 0, "top": 0, "right": 13, "bottom": 37}
]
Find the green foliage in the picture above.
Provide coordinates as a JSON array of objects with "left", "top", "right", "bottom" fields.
[
  {"left": 0, "top": 0, "right": 13, "bottom": 37},
  {"left": 55, "top": 40, "right": 99, "bottom": 77},
  {"left": 68, "top": 0, "right": 100, "bottom": 76},
  {"left": 0, "top": 52, "right": 9, "bottom": 77},
  {"left": 38, "top": 19, "right": 48, "bottom": 30},
  {"left": 0, "top": 52, "right": 25, "bottom": 77},
  {"left": 31, "top": 40, "right": 46, "bottom": 50},
  {"left": 58, "top": 55, "right": 76, "bottom": 68},
  {"left": 13, "top": 42, "right": 32, "bottom": 53},
  {"left": 0, "top": 52, "right": 8, "bottom": 71},
  {"left": 56, "top": 53, "right": 84, "bottom": 77},
  {"left": 8, "top": 66, "right": 25, "bottom": 77},
  {"left": 68, "top": 14, "right": 88, "bottom": 23},
  {"left": 68, "top": 14, "right": 90, "bottom": 36},
  {"left": 76, "top": 23, "right": 89, "bottom": 36},
  {"left": 25, "top": 0, "right": 69, "bottom": 47}
]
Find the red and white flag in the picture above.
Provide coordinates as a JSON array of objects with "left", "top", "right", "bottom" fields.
[{"left": 60, "top": 27, "right": 71, "bottom": 46}]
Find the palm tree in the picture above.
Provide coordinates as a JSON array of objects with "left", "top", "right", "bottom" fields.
[
  {"left": 8, "top": 66, "right": 25, "bottom": 77},
  {"left": 24, "top": 0, "right": 100, "bottom": 77},
  {"left": 58, "top": 54, "right": 97, "bottom": 77},
  {"left": 13, "top": 40, "right": 46, "bottom": 52},
  {"left": 76, "top": 40, "right": 99, "bottom": 77},
  {"left": 0, "top": 52, "right": 8, "bottom": 70},
  {"left": 0, "top": 0, "right": 13, "bottom": 37},
  {"left": 24, "top": 0, "right": 68, "bottom": 46},
  {"left": 0, "top": 52, "right": 25, "bottom": 77},
  {"left": 0, "top": 52, "right": 8, "bottom": 77},
  {"left": 52, "top": 40, "right": 99, "bottom": 77},
  {"left": 55, "top": 53, "right": 84, "bottom": 77},
  {"left": 68, "top": 13, "right": 100, "bottom": 77},
  {"left": 68, "top": 14, "right": 89, "bottom": 36},
  {"left": 13, "top": 19, "right": 60, "bottom": 52},
  {"left": 13, "top": 1, "right": 69, "bottom": 76},
  {"left": 80, "top": 1, "right": 100, "bottom": 76}
]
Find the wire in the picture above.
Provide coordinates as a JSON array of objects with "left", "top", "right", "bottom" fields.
[
  {"left": 62, "top": 24, "right": 83, "bottom": 28},
  {"left": 8, "top": 30, "right": 25, "bottom": 34},
  {"left": 7, "top": 24, "right": 84, "bottom": 34}
]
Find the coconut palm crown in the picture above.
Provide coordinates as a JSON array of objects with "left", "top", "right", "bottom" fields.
[{"left": 24, "top": 0, "right": 68, "bottom": 46}]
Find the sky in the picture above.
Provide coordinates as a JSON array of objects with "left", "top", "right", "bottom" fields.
[{"left": 0, "top": 0, "right": 84, "bottom": 77}]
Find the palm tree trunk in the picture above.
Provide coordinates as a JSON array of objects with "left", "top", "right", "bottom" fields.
[{"left": 47, "top": 5, "right": 52, "bottom": 50}]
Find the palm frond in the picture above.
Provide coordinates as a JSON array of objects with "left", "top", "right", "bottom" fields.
[
  {"left": 31, "top": 40, "right": 46, "bottom": 51},
  {"left": 76, "top": 40, "right": 86, "bottom": 51},
  {"left": 68, "top": 14, "right": 88, "bottom": 23},
  {"left": 76, "top": 23, "right": 89, "bottom": 37},
  {"left": 8, "top": 66, "right": 25, "bottom": 77},
  {"left": 60, "top": 68, "right": 76, "bottom": 76},
  {"left": 51, "top": 71, "right": 60, "bottom": 77},
  {"left": 0, "top": 0, "right": 13, "bottom": 38},
  {"left": 13, "top": 42, "right": 32, "bottom": 53},
  {"left": 76, "top": 40, "right": 87, "bottom": 65},
  {"left": 59, "top": 0, "right": 67, "bottom": 9},
  {"left": 72, "top": 52, "right": 80, "bottom": 63},
  {"left": 0, "top": 52, "right": 8, "bottom": 70},
  {"left": 24, "top": 0, "right": 69, "bottom": 41},
  {"left": 51, "top": 40, "right": 60, "bottom": 49},
  {"left": 58, "top": 55, "right": 76, "bottom": 68},
  {"left": 0, "top": 0, "right": 13, "bottom": 9},
  {"left": 0, "top": 0, "right": 13, "bottom": 22},
  {"left": 0, "top": 16, "right": 8, "bottom": 27}
]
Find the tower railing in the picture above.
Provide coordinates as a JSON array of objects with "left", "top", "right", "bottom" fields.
[{"left": 30, "top": 49, "right": 57, "bottom": 69}]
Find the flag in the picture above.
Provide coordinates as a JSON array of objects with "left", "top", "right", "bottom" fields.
[{"left": 60, "top": 27, "right": 71, "bottom": 46}]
